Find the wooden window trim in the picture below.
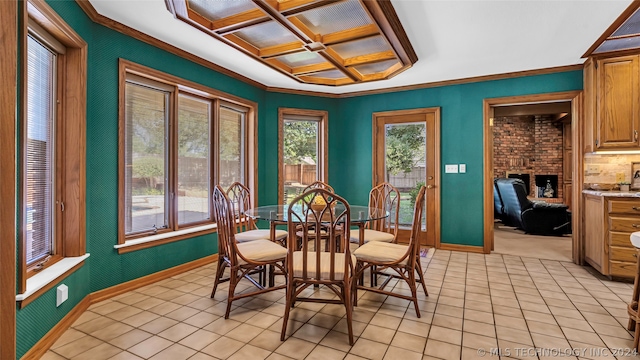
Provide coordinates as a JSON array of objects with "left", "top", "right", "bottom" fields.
[
  {"left": 277, "top": 108, "right": 329, "bottom": 204},
  {"left": 118, "top": 59, "right": 257, "bottom": 250},
  {"left": 1, "top": 0, "right": 18, "bottom": 356},
  {"left": 19, "top": 0, "right": 87, "bottom": 296}
]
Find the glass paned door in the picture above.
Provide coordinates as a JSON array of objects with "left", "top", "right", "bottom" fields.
[{"left": 374, "top": 110, "right": 439, "bottom": 246}]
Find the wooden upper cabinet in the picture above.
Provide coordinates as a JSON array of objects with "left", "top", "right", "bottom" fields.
[
  {"left": 583, "top": 58, "right": 596, "bottom": 153},
  {"left": 596, "top": 55, "right": 640, "bottom": 149}
]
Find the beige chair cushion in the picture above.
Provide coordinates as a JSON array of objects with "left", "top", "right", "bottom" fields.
[
  {"left": 235, "top": 229, "right": 288, "bottom": 242},
  {"left": 353, "top": 241, "right": 410, "bottom": 266},
  {"left": 236, "top": 240, "right": 287, "bottom": 265},
  {"left": 349, "top": 229, "right": 394, "bottom": 243},
  {"left": 292, "top": 251, "right": 355, "bottom": 280}
]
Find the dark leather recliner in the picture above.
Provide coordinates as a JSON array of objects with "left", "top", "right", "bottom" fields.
[
  {"left": 494, "top": 179, "right": 504, "bottom": 221},
  {"left": 495, "top": 178, "right": 571, "bottom": 235}
]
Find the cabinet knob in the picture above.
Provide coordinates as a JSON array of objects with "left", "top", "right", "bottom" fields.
[
  {"left": 633, "top": 224, "right": 640, "bottom": 228},
  {"left": 636, "top": 130, "right": 638, "bottom": 141},
  {"left": 633, "top": 207, "right": 640, "bottom": 211},
  {"left": 634, "top": 253, "right": 638, "bottom": 258},
  {"left": 427, "top": 185, "right": 434, "bottom": 189}
]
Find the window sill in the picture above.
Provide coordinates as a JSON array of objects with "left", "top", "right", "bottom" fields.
[
  {"left": 16, "top": 253, "right": 90, "bottom": 308},
  {"left": 115, "top": 224, "right": 217, "bottom": 254}
]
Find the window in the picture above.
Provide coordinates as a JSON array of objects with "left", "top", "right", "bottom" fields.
[
  {"left": 119, "top": 60, "right": 255, "bottom": 252},
  {"left": 278, "top": 108, "right": 328, "bottom": 204},
  {"left": 26, "top": 34, "right": 57, "bottom": 266},
  {"left": 19, "top": 0, "right": 87, "bottom": 305}
]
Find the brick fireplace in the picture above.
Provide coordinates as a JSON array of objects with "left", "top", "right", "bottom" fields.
[{"left": 494, "top": 115, "right": 564, "bottom": 200}]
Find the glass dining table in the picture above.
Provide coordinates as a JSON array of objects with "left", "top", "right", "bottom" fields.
[{"left": 245, "top": 204, "right": 389, "bottom": 246}]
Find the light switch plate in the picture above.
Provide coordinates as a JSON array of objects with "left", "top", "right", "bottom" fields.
[
  {"left": 459, "top": 164, "right": 466, "bottom": 173},
  {"left": 445, "top": 164, "right": 458, "bottom": 173}
]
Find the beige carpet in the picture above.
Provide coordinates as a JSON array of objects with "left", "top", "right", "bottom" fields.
[{"left": 493, "top": 222, "right": 573, "bottom": 262}]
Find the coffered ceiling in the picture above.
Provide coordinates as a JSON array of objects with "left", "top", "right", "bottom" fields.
[{"left": 89, "top": 0, "right": 633, "bottom": 95}]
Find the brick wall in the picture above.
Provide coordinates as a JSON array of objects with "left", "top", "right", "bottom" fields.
[{"left": 493, "top": 115, "right": 564, "bottom": 198}]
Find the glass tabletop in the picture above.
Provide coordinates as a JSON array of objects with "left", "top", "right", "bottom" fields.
[{"left": 245, "top": 205, "right": 388, "bottom": 224}]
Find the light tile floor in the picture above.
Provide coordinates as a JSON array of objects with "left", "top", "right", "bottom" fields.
[{"left": 43, "top": 249, "right": 640, "bottom": 360}]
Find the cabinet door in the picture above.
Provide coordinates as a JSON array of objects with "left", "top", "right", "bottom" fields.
[
  {"left": 596, "top": 55, "right": 640, "bottom": 149},
  {"left": 583, "top": 58, "right": 596, "bottom": 153}
]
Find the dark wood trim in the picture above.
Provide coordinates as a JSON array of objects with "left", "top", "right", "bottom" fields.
[
  {"left": 18, "top": 261, "right": 86, "bottom": 309},
  {"left": 439, "top": 243, "right": 486, "bottom": 254},
  {"left": 372, "top": 108, "right": 440, "bottom": 248},
  {"left": 74, "top": 0, "right": 267, "bottom": 90},
  {"left": 361, "top": 0, "right": 418, "bottom": 65},
  {"left": 0, "top": 0, "right": 18, "bottom": 357},
  {"left": 277, "top": 108, "right": 329, "bottom": 204},
  {"left": 117, "top": 227, "right": 217, "bottom": 254},
  {"left": 21, "top": 253, "right": 217, "bottom": 358},
  {"left": 90, "top": 254, "right": 217, "bottom": 302},
  {"left": 21, "top": 0, "right": 87, "bottom": 289},
  {"left": 340, "top": 64, "right": 585, "bottom": 98},
  {"left": 20, "top": 296, "right": 90, "bottom": 360},
  {"left": 76, "top": 0, "right": 583, "bottom": 97},
  {"left": 118, "top": 59, "right": 256, "bottom": 246},
  {"left": 582, "top": 1, "right": 640, "bottom": 58},
  {"left": 483, "top": 91, "right": 582, "bottom": 259}
]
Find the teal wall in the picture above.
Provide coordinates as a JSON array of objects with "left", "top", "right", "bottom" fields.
[
  {"left": 14, "top": 1, "right": 582, "bottom": 358},
  {"left": 333, "top": 72, "right": 583, "bottom": 246}
]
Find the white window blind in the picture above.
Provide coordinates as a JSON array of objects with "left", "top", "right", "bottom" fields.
[
  {"left": 124, "top": 82, "right": 170, "bottom": 235},
  {"left": 177, "top": 94, "right": 211, "bottom": 225},
  {"left": 219, "top": 106, "right": 246, "bottom": 189},
  {"left": 26, "top": 35, "right": 56, "bottom": 264}
]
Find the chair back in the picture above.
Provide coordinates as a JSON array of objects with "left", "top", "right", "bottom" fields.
[
  {"left": 406, "top": 185, "right": 426, "bottom": 268},
  {"left": 367, "top": 182, "right": 400, "bottom": 240},
  {"left": 287, "top": 188, "right": 350, "bottom": 283},
  {"left": 495, "top": 178, "right": 530, "bottom": 228},
  {"left": 212, "top": 185, "right": 239, "bottom": 266},
  {"left": 226, "top": 182, "right": 258, "bottom": 234},
  {"left": 303, "top": 181, "right": 334, "bottom": 193}
]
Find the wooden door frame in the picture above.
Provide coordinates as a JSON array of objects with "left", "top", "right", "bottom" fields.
[
  {"left": 0, "top": 0, "right": 18, "bottom": 358},
  {"left": 483, "top": 91, "right": 583, "bottom": 263},
  {"left": 372, "top": 107, "right": 441, "bottom": 248}
]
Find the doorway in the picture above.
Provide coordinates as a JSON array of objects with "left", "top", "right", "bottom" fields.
[
  {"left": 483, "top": 91, "right": 583, "bottom": 263},
  {"left": 372, "top": 108, "right": 440, "bottom": 247}
]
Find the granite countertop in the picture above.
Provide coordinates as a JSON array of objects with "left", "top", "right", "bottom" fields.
[{"left": 583, "top": 189, "right": 640, "bottom": 197}]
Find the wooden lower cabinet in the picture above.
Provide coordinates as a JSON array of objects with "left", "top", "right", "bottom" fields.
[{"left": 583, "top": 194, "right": 639, "bottom": 278}]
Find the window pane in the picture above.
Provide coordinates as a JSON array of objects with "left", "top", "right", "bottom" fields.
[
  {"left": 177, "top": 95, "right": 211, "bottom": 225},
  {"left": 384, "top": 123, "right": 426, "bottom": 228},
  {"left": 124, "top": 82, "right": 169, "bottom": 234},
  {"left": 219, "top": 106, "right": 245, "bottom": 188},
  {"left": 26, "top": 35, "right": 55, "bottom": 264},
  {"left": 282, "top": 120, "right": 318, "bottom": 203}
]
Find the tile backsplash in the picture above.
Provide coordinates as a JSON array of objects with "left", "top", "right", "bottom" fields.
[{"left": 584, "top": 153, "right": 640, "bottom": 184}]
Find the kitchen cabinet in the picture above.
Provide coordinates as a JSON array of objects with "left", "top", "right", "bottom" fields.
[
  {"left": 584, "top": 192, "right": 639, "bottom": 278},
  {"left": 585, "top": 55, "right": 640, "bottom": 150}
]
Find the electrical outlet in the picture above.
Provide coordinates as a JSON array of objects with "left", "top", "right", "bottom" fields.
[{"left": 616, "top": 173, "right": 626, "bottom": 183}]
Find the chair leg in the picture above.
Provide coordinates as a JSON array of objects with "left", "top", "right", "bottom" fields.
[
  {"left": 225, "top": 268, "right": 238, "bottom": 319},
  {"left": 415, "top": 257, "right": 428, "bottom": 297},
  {"left": 408, "top": 269, "right": 421, "bottom": 318},
  {"left": 634, "top": 318, "right": 640, "bottom": 351},
  {"left": 343, "top": 282, "right": 354, "bottom": 346},
  {"left": 211, "top": 258, "right": 227, "bottom": 298},
  {"left": 281, "top": 280, "right": 294, "bottom": 341}
]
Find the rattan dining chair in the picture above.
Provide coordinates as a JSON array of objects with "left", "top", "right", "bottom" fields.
[
  {"left": 227, "top": 182, "right": 288, "bottom": 243},
  {"left": 281, "top": 188, "right": 355, "bottom": 345},
  {"left": 210, "top": 185, "right": 287, "bottom": 319},
  {"left": 350, "top": 182, "right": 400, "bottom": 245},
  {"left": 353, "top": 185, "right": 427, "bottom": 317}
]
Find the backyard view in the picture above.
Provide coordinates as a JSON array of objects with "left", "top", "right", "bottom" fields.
[
  {"left": 124, "top": 82, "right": 245, "bottom": 235},
  {"left": 281, "top": 118, "right": 426, "bottom": 228}
]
